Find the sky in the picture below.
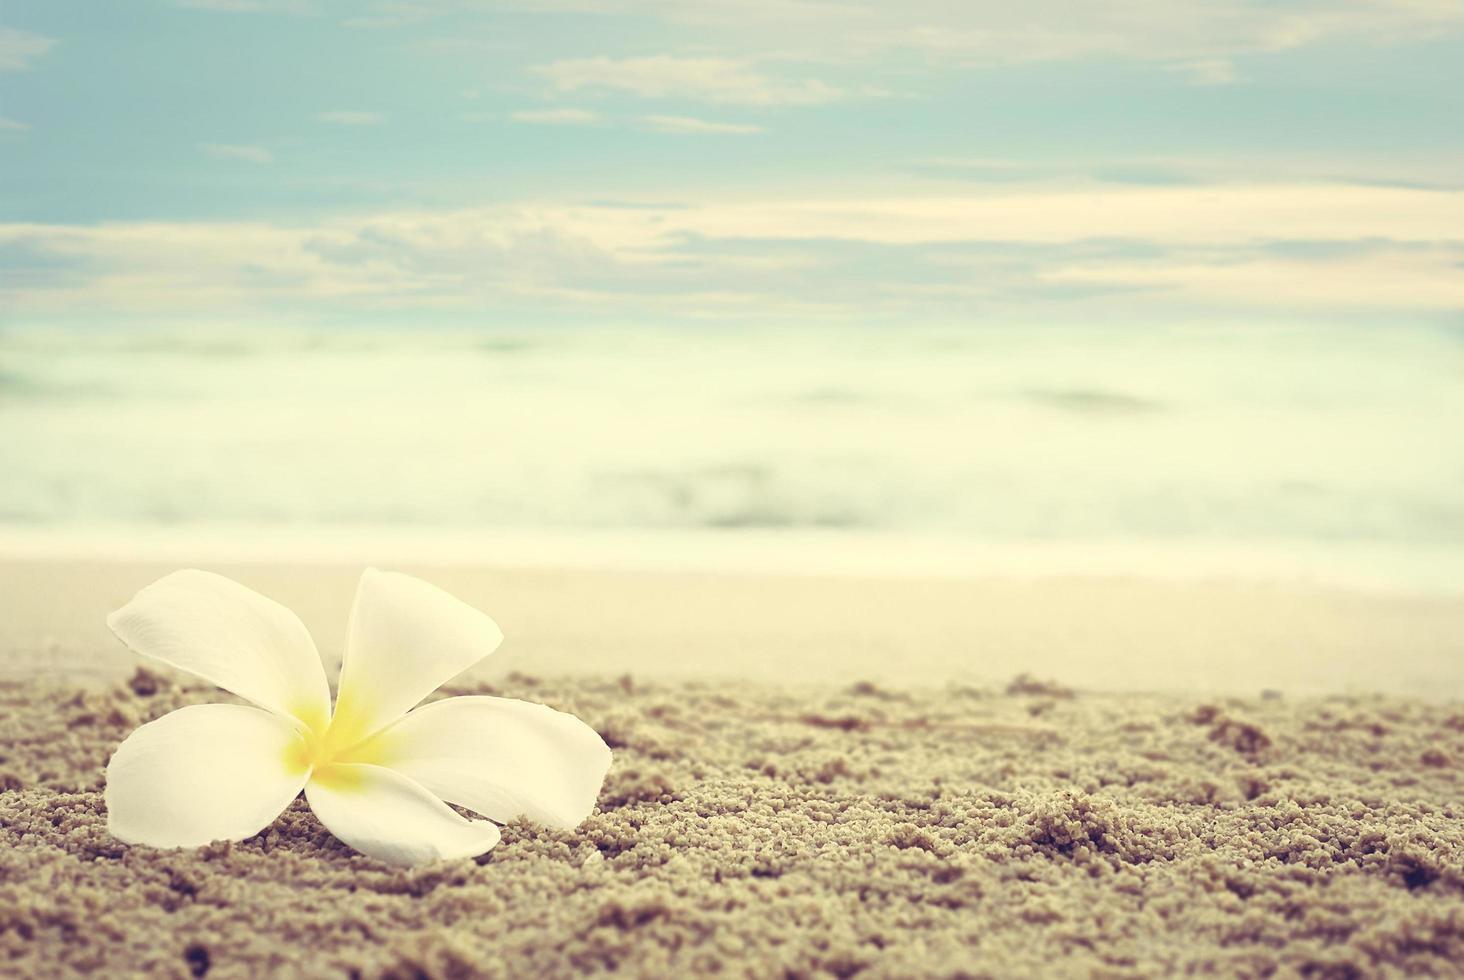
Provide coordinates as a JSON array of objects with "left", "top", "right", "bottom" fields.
[{"left": 1, "top": 0, "right": 1462, "bottom": 331}]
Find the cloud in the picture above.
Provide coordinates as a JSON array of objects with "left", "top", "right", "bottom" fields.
[
  {"left": 1174, "top": 58, "right": 1239, "bottom": 85},
  {"left": 0, "top": 26, "right": 56, "bottom": 72},
  {"left": 641, "top": 115, "right": 764, "bottom": 134},
  {"left": 0, "top": 117, "right": 30, "bottom": 132},
  {"left": 199, "top": 142, "right": 274, "bottom": 164},
  {"left": 316, "top": 110, "right": 384, "bottom": 125},
  {"left": 510, "top": 108, "right": 604, "bottom": 126},
  {"left": 534, "top": 56, "right": 843, "bottom": 106},
  {"left": 500, "top": 0, "right": 1464, "bottom": 73},
  {"left": 549, "top": 184, "right": 1464, "bottom": 248},
  {"left": 1045, "top": 250, "right": 1464, "bottom": 311},
  {"left": 909, "top": 152, "right": 1464, "bottom": 192},
  {"left": 4, "top": 181, "right": 1462, "bottom": 324}
]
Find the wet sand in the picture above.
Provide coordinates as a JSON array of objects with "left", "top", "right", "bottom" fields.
[
  {"left": 3, "top": 559, "right": 1463, "bottom": 697},
  {"left": 3, "top": 667, "right": 1462, "bottom": 978}
]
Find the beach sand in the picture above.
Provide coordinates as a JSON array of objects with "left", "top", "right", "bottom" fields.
[
  {"left": 1, "top": 560, "right": 1462, "bottom": 977},
  {"left": 4, "top": 668, "right": 1463, "bottom": 978},
  {"left": 3, "top": 560, "right": 1463, "bottom": 697}
]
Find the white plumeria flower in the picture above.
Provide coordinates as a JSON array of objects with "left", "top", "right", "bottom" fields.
[{"left": 103, "top": 568, "right": 611, "bottom": 866}]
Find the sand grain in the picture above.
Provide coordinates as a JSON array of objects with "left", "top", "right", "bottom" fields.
[{"left": 2, "top": 670, "right": 1462, "bottom": 978}]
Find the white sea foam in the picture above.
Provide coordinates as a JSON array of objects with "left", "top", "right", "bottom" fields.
[{"left": 1, "top": 322, "right": 1460, "bottom": 590}]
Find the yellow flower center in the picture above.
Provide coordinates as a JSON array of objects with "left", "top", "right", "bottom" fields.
[{"left": 282, "top": 697, "right": 389, "bottom": 786}]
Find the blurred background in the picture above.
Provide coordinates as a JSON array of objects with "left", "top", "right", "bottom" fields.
[
  {"left": 1, "top": 2, "right": 1461, "bottom": 692},
  {"left": 3, "top": 323, "right": 1463, "bottom": 592}
]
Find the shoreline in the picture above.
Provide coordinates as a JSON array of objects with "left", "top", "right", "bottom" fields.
[
  {"left": 2, "top": 525, "right": 1461, "bottom": 597},
  {"left": 3, "top": 556, "right": 1461, "bottom": 699}
]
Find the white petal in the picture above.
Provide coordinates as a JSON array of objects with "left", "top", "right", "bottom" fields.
[
  {"left": 106, "top": 704, "right": 309, "bottom": 849},
  {"left": 364, "top": 696, "right": 611, "bottom": 831},
  {"left": 332, "top": 569, "right": 504, "bottom": 744},
  {"left": 304, "top": 763, "right": 501, "bottom": 866},
  {"left": 107, "top": 569, "right": 331, "bottom": 732}
]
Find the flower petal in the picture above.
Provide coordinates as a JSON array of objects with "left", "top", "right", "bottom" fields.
[
  {"left": 304, "top": 763, "right": 501, "bottom": 866},
  {"left": 332, "top": 569, "right": 504, "bottom": 744},
  {"left": 361, "top": 696, "right": 611, "bottom": 831},
  {"left": 105, "top": 704, "right": 309, "bottom": 849},
  {"left": 107, "top": 569, "right": 332, "bottom": 732}
]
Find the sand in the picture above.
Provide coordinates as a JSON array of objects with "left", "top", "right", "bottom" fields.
[
  {"left": 3, "top": 560, "right": 1464, "bottom": 698},
  {"left": 3, "top": 666, "right": 1462, "bottom": 978}
]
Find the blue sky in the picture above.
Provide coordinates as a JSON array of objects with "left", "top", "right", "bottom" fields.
[{"left": 1, "top": 0, "right": 1462, "bottom": 329}]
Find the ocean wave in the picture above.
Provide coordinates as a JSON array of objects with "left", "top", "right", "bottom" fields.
[
  {"left": 1021, "top": 387, "right": 1164, "bottom": 414},
  {"left": 2, "top": 322, "right": 1462, "bottom": 577}
]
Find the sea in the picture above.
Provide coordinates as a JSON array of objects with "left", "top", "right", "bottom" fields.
[{"left": 2, "top": 321, "right": 1461, "bottom": 593}]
